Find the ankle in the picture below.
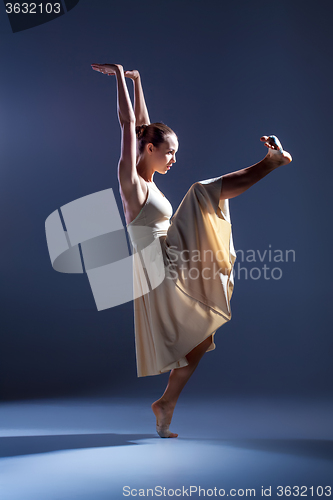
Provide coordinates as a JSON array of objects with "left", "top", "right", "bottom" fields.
[
  {"left": 261, "top": 155, "right": 280, "bottom": 172},
  {"left": 155, "top": 397, "right": 176, "bottom": 409}
]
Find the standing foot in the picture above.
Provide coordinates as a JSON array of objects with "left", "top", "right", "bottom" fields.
[
  {"left": 260, "top": 135, "right": 292, "bottom": 167},
  {"left": 151, "top": 399, "right": 178, "bottom": 438}
]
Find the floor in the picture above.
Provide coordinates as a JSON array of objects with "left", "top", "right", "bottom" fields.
[{"left": 0, "top": 396, "right": 332, "bottom": 499}]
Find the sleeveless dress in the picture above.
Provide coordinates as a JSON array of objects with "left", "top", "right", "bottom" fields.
[{"left": 126, "top": 176, "right": 236, "bottom": 377}]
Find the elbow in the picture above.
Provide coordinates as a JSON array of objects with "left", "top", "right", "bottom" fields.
[
  {"left": 123, "top": 116, "right": 136, "bottom": 125},
  {"left": 120, "top": 119, "right": 136, "bottom": 134},
  {"left": 119, "top": 112, "right": 136, "bottom": 125}
]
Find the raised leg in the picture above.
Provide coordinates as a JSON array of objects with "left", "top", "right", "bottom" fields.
[
  {"left": 220, "top": 135, "right": 292, "bottom": 200},
  {"left": 151, "top": 335, "right": 213, "bottom": 438}
]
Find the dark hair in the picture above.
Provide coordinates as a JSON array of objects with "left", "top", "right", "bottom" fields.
[{"left": 135, "top": 122, "right": 177, "bottom": 155}]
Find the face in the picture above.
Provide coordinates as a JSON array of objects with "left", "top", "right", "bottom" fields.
[{"left": 148, "top": 134, "right": 179, "bottom": 175}]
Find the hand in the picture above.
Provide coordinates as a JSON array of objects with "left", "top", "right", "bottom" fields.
[
  {"left": 124, "top": 70, "right": 140, "bottom": 81},
  {"left": 91, "top": 63, "right": 123, "bottom": 75}
]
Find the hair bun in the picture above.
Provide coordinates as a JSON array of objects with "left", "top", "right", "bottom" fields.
[{"left": 135, "top": 124, "right": 148, "bottom": 140}]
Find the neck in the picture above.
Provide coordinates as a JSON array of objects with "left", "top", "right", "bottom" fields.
[{"left": 136, "top": 159, "right": 155, "bottom": 183}]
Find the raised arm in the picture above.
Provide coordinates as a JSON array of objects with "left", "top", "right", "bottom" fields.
[
  {"left": 125, "top": 70, "right": 150, "bottom": 126},
  {"left": 91, "top": 63, "right": 137, "bottom": 186}
]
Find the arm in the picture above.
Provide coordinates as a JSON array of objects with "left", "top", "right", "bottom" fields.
[
  {"left": 220, "top": 136, "right": 292, "bottom": 200},
  {"left": 91, "top": 63, "right": 137, "bottom": 185},
  {"left": 125, "top": 70, "right": 150, "bottom": 126}
]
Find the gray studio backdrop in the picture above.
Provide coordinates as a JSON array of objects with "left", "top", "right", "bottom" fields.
[{"left": 1, "top": 0, "right": 332, "bottom": 399}]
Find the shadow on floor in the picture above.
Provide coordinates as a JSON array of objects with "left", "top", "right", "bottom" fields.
[
  {"left": 182, "top": 438, "right": 333, "bottom": 462},
  {"left": 0, "top": 433, "right": 156, "bottom": 458},
  {"left": 3, "top": 434, "right": 333, "bottom": 462}
]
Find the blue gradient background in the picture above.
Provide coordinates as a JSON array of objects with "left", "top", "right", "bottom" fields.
[{"left": 0, "top": 0, "right": 332, "bottom": 400}]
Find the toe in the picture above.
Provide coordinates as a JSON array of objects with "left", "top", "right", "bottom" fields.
[
  {"left": 261, "top": 135, "right": 284, "bottom": 152},
  {"left": 269, "top": 135, "right": 283, "bottom": 151},
  {"left": 167, "top": 432, "right": 178, "bottom": 438}
]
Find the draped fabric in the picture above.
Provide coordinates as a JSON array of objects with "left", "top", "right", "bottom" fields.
[{"left": 126, "top": 176, "right": 236, "bottom": 377}]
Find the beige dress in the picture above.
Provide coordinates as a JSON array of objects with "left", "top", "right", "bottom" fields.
[{"left": 126, "top": 176, "right": 236, "bottom": 377}]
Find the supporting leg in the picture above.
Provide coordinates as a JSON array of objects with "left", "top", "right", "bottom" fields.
[{"left": 151, "top": 335, "right": 213, "bottom": 438}]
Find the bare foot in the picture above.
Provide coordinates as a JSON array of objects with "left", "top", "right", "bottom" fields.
[
  {"left": 151, "top": 399, "right": 178, "bottom": 438},
  {"left": 260, "top": 135, "right": 292, "bottom": 167}
]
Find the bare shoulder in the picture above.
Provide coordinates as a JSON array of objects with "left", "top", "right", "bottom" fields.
[{"left": 118, "top": 174, "right": 148, "bottom": 225}]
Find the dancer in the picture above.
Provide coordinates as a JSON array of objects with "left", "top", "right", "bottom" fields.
[{"left": 91, "top": 63, "right": 292, "bottom": 438}]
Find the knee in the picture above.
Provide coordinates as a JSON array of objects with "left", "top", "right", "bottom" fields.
[
  {"left": 190, "top": 181, "right": 201, "bottom": 194},
  {"left": 186, "top": 335, "right": 213, "bottom": 364}
]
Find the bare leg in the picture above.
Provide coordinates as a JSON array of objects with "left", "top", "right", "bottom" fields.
[
  {"left": 220, "top": 135, "right": 292, "bottom": 200},
  {"left": 152, "top": 335, "right": 213, "bottom": 438}
]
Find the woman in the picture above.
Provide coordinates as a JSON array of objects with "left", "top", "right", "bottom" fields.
[{"left": 91, "top": 63, "right": 292, "bottom": 438}]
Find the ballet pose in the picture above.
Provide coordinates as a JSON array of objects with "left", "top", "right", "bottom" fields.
[{"left": 91, "top": 63, "right": 292, "bottom": 438}]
